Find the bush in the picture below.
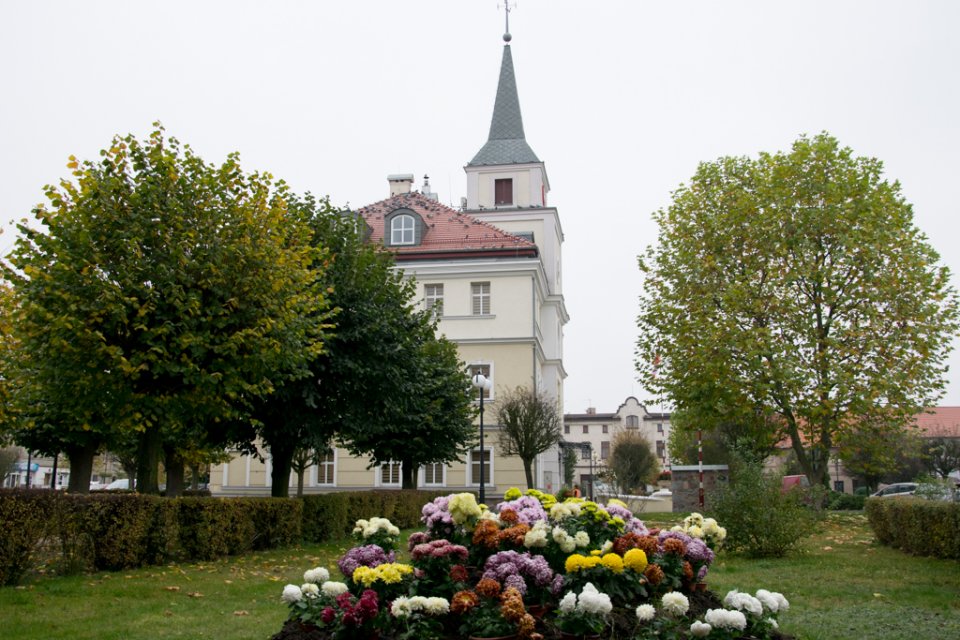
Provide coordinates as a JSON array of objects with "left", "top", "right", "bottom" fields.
[
  {"left": 80, "top": 494, "right": 176, "bottom": 570},
  {"left": 248, "top": 498, "right": 302, "bottom": 550},
  {"left": 176, "top": 497, "right": 256, "bottom": 560},
  {"left": 827, "top": 490, "right": 865, "bottom": 510},
  {"left": 710, "top": 462, "right": 817, "bottom": 557},
  {"left": 0, "top": 489, "right": 57, "bottom": 585},
  {"left": 300, "top": 490, "right": 444, "bottom": 543},
  {"left": 865, "top": 496, "right": 960, "bottom": 559}
]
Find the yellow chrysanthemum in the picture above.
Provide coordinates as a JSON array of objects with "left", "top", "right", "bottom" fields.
[
  {"left": 564, "top": 554, "right": 587, "bottom": 573},
  {"left": 601, "top": 553, "right": 624, "bottom": 574},
  {"left": 624, "top": 548, "right": 649, "bottom": 573},
  {"left": 590, "top": 549, "right": 603, "bottom": 557}
]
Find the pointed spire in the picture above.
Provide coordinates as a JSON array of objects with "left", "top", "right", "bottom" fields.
[{"left": 468, "top": 38, "right": 540, "bottom": 166}]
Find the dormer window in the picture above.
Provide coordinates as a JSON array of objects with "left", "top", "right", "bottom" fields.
[
  {"left": 495, "top": 178, "right": 513, "bottom": 206},
  {"left": 385, "top": 208, "right": 424, "bottom": 247},
  {"left": 391, "top": 214, "right": 415, "bottom": 245}
]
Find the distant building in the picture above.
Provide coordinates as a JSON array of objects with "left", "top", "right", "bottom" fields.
[
  {"left": 211, "top": 29, "right": 566, "bottom": 497},
  {"left": 563, "top": 397, "right": 671, "bottom": 492}
]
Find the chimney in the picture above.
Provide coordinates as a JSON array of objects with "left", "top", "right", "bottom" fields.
[
  {"left": 586, "top": 407, "right": 596, "bottom": 415},
  {"left": 388, "top": 174, "right": 414, "bottom": 197},
  {"left": 421, "top": 174, "right": 439, "bottom": 201}
]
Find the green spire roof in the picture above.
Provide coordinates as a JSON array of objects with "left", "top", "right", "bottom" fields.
[{"left": 468, "top": 44, "right": 540, "bottom": 166}]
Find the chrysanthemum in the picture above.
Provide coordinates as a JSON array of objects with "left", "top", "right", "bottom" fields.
[
  {"left": 601, "top": 553, "right": 624, "bottom": 574},
  {"left": 661, "top": 592, "right": 689, "bottom": 617},
  {"left": 281, "top": 584, "right": 302, "bottom": 603},
  {"left": 635, "top": 604, "right": 656, "bottom": 622},
  {"left": 624, "top": 548, "right": 648, "bottom": 572},
  {"left": 690, "top": 620, "right": 712, "bottom": 637}
]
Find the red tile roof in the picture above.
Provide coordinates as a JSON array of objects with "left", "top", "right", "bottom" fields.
[
  {"left": 356, "top": 192, "right": 538, "bottom": 261},
  {"left": 913, "top": 407, "right": 960, "bottom": 438}
]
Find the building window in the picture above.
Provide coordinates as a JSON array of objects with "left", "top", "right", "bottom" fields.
[
  {"left": 472, "top": 282, "right": 491, "bottom": 315},
  {"left": 657, "top": 423, "right": 664, "bottom": 433},
  {"left": 625, "top": 415, "right": 639, "bottom": 428},
  {"left": 425, "top": 284, "right": 444, "bottom": 317},
  {"left": 467, "top": 363, "right": 493, "bottom": 400},
  {"left": 379, "top": 461, "right": 401, "bottom": 486},
  {"left": 602, "top": 424, "right": 608, "bottom": 434},
  {"left": 495, "top": 178, "right": 513, "bottom": 205},
  {"left": 601, "top": 441, "right": 610, "bottom": 460},
  {"left": 656, "top": 441, "right": 665, "bottom": 459},
  {"left": 470, "top": 448, "right": 492, "bottom": 486},
  {"left": 317, "top": 448, "right": 335, "bottom": 485},
  {"left": 390, "top": 214, "right": 416, "bottom": 245},
  {"left": 580, "top": 444, "right": 591, "bottom": 460},
  {"left": 582, "top": 425, "right": 589, "bottom": 434},
  {"left": 564, "top": 425, "right": 570, "bottom": 434},
  {"left": 422, "top": 463, "right": 445, "bottom": 486}
]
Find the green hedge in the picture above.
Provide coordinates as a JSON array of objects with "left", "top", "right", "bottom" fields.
[
  {"left": 301, "top": 490, "right": 445, "bottom": 543},
  {"left": 865, "top": 497, "right": 960, "bottom": 559},
  {"left": 1, "top": 488, "right": 452, "bottom": 585}
]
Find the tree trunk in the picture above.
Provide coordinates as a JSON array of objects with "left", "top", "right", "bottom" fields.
[
  {"left": 189, "top": 464, "right": 201, "bottom": 490},
  {"left": 401, "top": 458, "right": 417, "bottom": 490},
  {"left": 296, "top": 469, "right": 305, "bottom": 498},
  {"left": 269, "top": 440, "right": 294, "bottom": 498},
  {"left": 522, "top": 458, "right": 535, "bottom": 490},
  {"left": 164, "top": 446, "right": 185, "bottom": 497},
  {"left": 64, "top": 442, "right": 98, "bottom": 494},
  {"left": 136, "top": 427, "right": 162, "bottom": 494}
]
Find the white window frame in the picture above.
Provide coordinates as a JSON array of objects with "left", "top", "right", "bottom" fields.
[
  {"left": 467, "top": 447, "right": 493, "bottom": 488},
  {"left": 471, "top": 281, "right": 491, "bottom": 316},
  {"left": 419, "top": 462, "right": 446, "bottom": 487},
  {"left": 467, "top": 362, "right": 494, "bottom": 401},
  {"left": 425, "top": 283, "right": 444, "bottom": 317},
  {"left": 390, "top": 214, "right": 415, "bottom": 245},
  {"left": 313, "top": 448, "right": 336, "bottom": 486},
  {"left": 376, "top": 460, "right": 402, "bottom": 487}
]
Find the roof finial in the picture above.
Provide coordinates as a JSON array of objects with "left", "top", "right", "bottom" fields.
[{"left": 500, "top": 1, "right": 514, "bottom": 43}]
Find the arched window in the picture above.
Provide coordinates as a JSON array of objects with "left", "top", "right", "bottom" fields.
[
  {"left": 390, "top": 214, "right": 415, "bottom": 245},
  {"left": 625, "top": 415, "right": 639, "bottom": 428}
]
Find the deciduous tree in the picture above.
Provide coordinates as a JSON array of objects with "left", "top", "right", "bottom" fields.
[
  {"left": 494, "top": 386, "right": 562, "bottom": 489},
  {"left": 637, "top": 133, "right": 959, "bottom": 488},
  {"left": 607, "top": 430, "right": 660, "bottom": 494}
]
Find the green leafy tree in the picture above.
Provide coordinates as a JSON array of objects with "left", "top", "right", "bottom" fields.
[
  {"left": 667, "top": 407, "right": 782, "bottom": 466},
  {"left": 2, "top": 126, "right": 331, "bottom": 493},
  {"left": 836, "top": 423, "right": 923, "bottom": 491},
  {"left": 922, "top": 437, "right": 960, "bottom": 478},
  {"left": 494, "top": 386, "right": 562, "bottom": 489},
  {"left": 637, "top": 133, "right": 959, "bottom": 488},
  {"left": 607, "top": 430, "right": 660, "bottom": 494}
]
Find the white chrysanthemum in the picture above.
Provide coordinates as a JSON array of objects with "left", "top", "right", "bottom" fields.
[
  {"left": 559, "top": 591, "right": 577, "bottom": 613},
  {"left": 705, "top": 609, "right": 747, "bottom": 632},
  {"left": 524, "top": 521, "right": 549, "bottom": 548},
  {"left": 687, "top": 524, "right": 704, "bottom": 539},
  {"left": 574, "top": 531, "right": 591, "bottom": 548},
  {"left": 661, "top": 592, "right": 690, "bottom": 617},
  {"left": 685, "top": 512, "right": 704, "bottom": 527},
  {"left": 670, "top": 524, "right": 684, "bottom": 532},
  {"left": 304, "top": 567, "right": 330, "bottom": 584},
  {"left": 724, "top": 591, "right": 763, "bottom": 617},
  {"left": 773, "top": 591, "right": 789, "bottom": 612},
  {"left": 601, "top": 540, "right": 614, "bottom": 554},
  {"left": 321, "top": 581, "right": 349, "bottom": 597},
  {"left": 716, "top": 526, "right": 728, "bottom": 541},
  {"left": 703, "top": 518, "right": 719, "bottom": 534},
  {"left": 479, "top": 509, "right": 499, "bottom": 521},
  {"left": 281, "top": 584, "right": 303, "bottom": 604},
  {"left": 550, "top": 503, "right": 573, "bottom": 520},
  {"left": 768, "top": 618, "right": 779, "bottom": 630},
  {"left": 567, "top": 502, "right": 582, "bottom": 516},
  {"left": 690, "top": 620, "right": 712, "bottom": 637},
  {"left": 301, "top": 583, "right": 320, "bottom": 598},
  {"left": 577, "top": 583, "right": 612, "bottom": 616},
  {"left": 353, "top": 519, "right": 369, "bottom": 534},
  {"left": 635, "top": 604, "right": 656, "bottom": 622},
  {"left": 391, "top": 596, "right": 413, "bottom": 617},
  {"left": 756, "top": 589, "right": 779, "bottom": 613},
  {"left": 424, "top": 597, "right": 450, "bottom": 615}
]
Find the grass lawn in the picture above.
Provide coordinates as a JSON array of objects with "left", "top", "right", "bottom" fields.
[{"left": 2, "top": 512, "right": 958, "bottom": 639}]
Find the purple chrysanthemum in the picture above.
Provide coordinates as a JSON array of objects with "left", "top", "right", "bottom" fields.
[
  {"left": 495, "top": 496, "right": 548, "bottom": 524},
  {"left": 337, "top": 544, "right": 395, "bottom": 578}
]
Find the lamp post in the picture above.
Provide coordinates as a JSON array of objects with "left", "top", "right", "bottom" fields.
[{"left": 472, "top": 373, "right": 493, "bottom": 505}]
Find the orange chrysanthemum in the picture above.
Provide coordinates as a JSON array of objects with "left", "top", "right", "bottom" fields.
[
  {"left": 451, "top": 589, "right": 480, "bottom": 614},
  {"left": 644, "top": 563, "right": 665, "bottom": 586},
  {"left": 472, "top": 519, "right": 501, "bottom": 548},
  {"left": 636, "top": 535, "right": 660, "bottom": 556},
  {"left": 612, "top": 532, "right": 644, "bottom": 556},
  {"left": 500, "top": 587, "right": 526, "bottom": 622},
  {"left": 498, "top": 523, "right": 531, "bottom": 546},
  {"left": 476, "top": 577, "right": 502, "bottom": 598},
  {"left": 518, "top": 613, "right": 537, "bottom": 637},
  {"left": 683, "top": 560, "right": 694, "bottom": 581},
  {"left": 499, "top": 508, "right": 520, "bottom": 525},
  {"left": 663, "top": 538, "right": 687, "bottom": 556}
]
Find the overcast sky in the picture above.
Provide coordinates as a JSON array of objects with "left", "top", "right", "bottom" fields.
[{"left": 2, "top": 1, "right": 959, "bottom": 414}]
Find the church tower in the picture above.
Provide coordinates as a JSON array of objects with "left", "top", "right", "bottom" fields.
[{"left": 465, "top": 15, "right": 568, "bottom": 409}]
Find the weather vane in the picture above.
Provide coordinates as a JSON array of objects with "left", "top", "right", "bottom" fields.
[{"left": 499, "top": 0, "right": 515, "bottom": 42}]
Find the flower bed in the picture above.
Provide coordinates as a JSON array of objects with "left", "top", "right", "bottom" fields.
[{"left": 273, "top": 489, "right": 793, "bottom": 640}]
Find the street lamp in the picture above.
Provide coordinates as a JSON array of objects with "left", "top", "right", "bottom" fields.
[{"left": 472, "top": 372, "right": 493, "bottom": 505}]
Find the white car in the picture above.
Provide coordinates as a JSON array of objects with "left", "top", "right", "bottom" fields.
[
  {"left": 104, "top": 478, "right": 131, "bottom": 490},
  {"left": 871, "top": 482, "right": 917, "bottom": 498}
]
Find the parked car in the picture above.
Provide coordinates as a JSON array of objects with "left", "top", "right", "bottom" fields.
[
  {"left": 871, "top": 482, "right": 918, "bottom": 498},
  {"left": 781, "top": 475, "right": 810, "bottom": 493},
  {"left": 103, "top": 478, "right": 130, "bottom": 490}
]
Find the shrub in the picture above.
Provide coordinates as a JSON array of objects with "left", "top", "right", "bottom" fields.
[
  {"left": 710, "top": 462, "right": 817, "bottom": 557},
  {"left": 248, "top": 498, "right": 302, "bottom": 550},
  {"left": 80, "top": 494, "right": 174, "bottom": 570},
  {"left": 300, "top": 491, "right": 444, "bottom": 543},
  {"left": 865, "top": 497, "right": 960, "bottom": 559},
  {"left": 827, "top": 490, "right": 865, "bottom": 511},
  {"left": 0, "top": 489, "right": 56, "bottom": 585},
  {"left": 176, "top": 497, "right": 256, "bottom": 560}
]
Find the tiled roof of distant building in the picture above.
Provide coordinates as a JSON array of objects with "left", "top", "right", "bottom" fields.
[{"left": 356, "top": 191, "right": 538, "bottom": 261}]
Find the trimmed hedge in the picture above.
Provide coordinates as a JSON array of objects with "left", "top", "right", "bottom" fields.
[
  {"left": 301, "top": 490, "right": 445, "bottom": 543},
  {"left": 1, "top": 488, "right": 450, "bottom": 585},
  {"left": 865, "top": 496, "right": 960, "bottom": 559}
]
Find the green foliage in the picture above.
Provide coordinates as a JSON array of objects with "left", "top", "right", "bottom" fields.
[
  {"left": 607, "top": 429, "right": 660, "bottom": 493},
  {"left": 494, "top": 385, "right": 562, "bottom": 489},
  {"left": 921, "top": 437, "right": 960, "bottom": 478},
  {"left": 77, "top": 494, "right": 178, "bottom": 570},
  {"left": 827, "top": 490, "right": 865, "bottom": 510},
  {"left": 0, "top": 489, "right": 55, "bottom": 585},
  {"left": 2, "top": 125, "right": 332, "bottom": 493},
  {"left": 866, "top": 496, "right": 960, "bottom": 559},
  {"left": 637, "top": 133, "right": 960, "bottom": 489},
  {"left": 710, "top": 461, "right": 817, "bottom": 557},
  {"left": 562, "top": 446, "right": 578, "bottom": 487},
  {"left": 299, "top": 490, "right": 443, "bottom": 543}
]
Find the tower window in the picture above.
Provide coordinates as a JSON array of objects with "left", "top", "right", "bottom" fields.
[
  {"left": 495, "top": 178, "right": 513, "bottom": 206},
  {"left": 390, "top": 214, "right": 416, "bottom": 245}
]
